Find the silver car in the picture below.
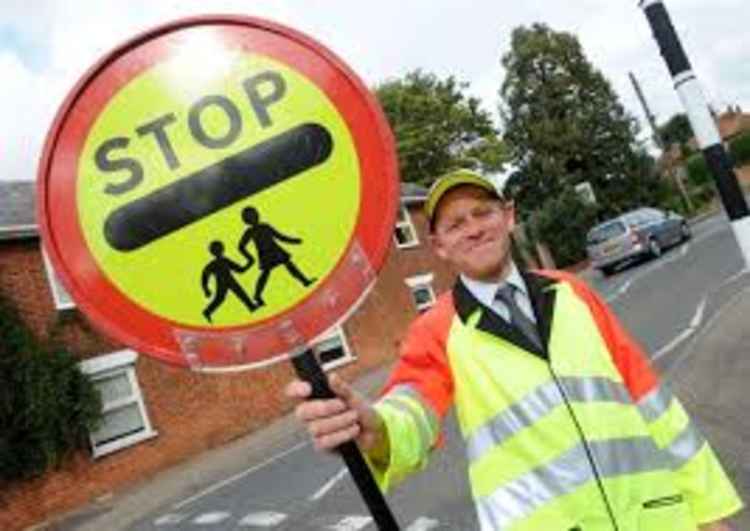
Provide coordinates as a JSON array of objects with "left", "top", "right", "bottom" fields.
[{"left": 586, "top": 207, "right": 691, "bottom": 276}]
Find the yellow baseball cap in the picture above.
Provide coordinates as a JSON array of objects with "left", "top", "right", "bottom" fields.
[{"left": 424, "top": 169, "right": 502, "bottom": 228}]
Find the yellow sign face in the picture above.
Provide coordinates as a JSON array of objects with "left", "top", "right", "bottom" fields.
[{"left": 77, "top": 49, "right": 360, "bottom": 327}]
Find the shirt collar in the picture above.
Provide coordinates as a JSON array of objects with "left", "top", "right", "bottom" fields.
[
  {"left": 452, "top": 268, "right": 560, "bottom": 359},
  {"left": 453, "top": 267, "right": 558, "bottom": 326},
  {"left": 460, "top": 262, "right": 528, "bottom": 309}
]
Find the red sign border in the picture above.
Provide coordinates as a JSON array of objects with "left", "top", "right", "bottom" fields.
[{"left": 37, "top": 16, "right": 399, "bottom": 367}]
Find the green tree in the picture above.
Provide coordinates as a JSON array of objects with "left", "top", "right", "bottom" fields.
[
  {"left": 375, "top": 70, "right": 508, "bottom": 184},
  {"left": 500, "top": 24, "right": 655, "bottom": 219},
  {"left": 528, "top": 189, "right": 599, "bottom": 267},
  {"left": 729, "top": 131, "right": 750, "bottom": 167},
  {"left": 0, "top": 295, "right": 101, "bottom": 483},
  {"left": 659, "top": 112, "right": 693, "bottom": 147},
  {"left": 658, "top": 113, "right": 694, "bottom": 147}
]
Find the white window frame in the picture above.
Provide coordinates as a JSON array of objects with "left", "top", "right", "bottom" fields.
[
  {"left": 79, "top": 350, "right": 157, "bottom": 458},
  {"left": 393, "top": 205, "right": 420, "bottom": 249},
  {"left": 312, "top": 326, "right": 355, "bottom": 371},
  {"left": 405, "top": 273, "right": 437, "bottom": 313},
  {"left": 41, "top": 249, "right": 76, "bottom": 310}
]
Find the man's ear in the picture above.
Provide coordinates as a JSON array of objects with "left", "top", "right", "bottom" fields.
[{"left": 503, "top": 200, "right": 517, "bottom": 233}]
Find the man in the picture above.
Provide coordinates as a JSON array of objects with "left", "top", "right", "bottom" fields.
[{"left": 286, "top": 170, "right": 742, "bottom": 530}]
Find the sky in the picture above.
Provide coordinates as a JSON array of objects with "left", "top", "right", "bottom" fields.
[{"left": 1, "top": 0, "right": 748, "bottom": 183}]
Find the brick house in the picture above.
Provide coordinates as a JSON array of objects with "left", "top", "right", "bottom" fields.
[
  {"left": 658, "top": 106, "right": 750, "bottom": 188},
  {"left": 0, "top": 180, "right": 454, "bottom": 530},
  {"left": 682, "top": 105, "right": 750, "bottom": 151}
]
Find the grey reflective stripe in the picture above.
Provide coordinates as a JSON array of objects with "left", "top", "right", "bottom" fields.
[
  {"left": 380, "top": 384, "right": 439, "bottom": 447},
  {"left": 387, "top": 384, "right": 440, "bottom": 436},
  {"left": 476, "top": 436, "right": 667, "bottom": 530},
  {"left": 637, "top": 384, "right": 674, "bottom": 423},
  {"left": 561, "top": 376, "right": 632, "bottom": 404},
  {"left": 379, "top": 396, "right": 433, "bottom": 454},
  {"left": 467, "top": 376, "right": 632, "bottom": 463},
  {"left": 664, "top": 421, "right": 706, "bottom": 468}
]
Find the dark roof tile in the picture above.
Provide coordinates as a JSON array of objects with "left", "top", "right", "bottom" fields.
[{"left": 0, "top": 180, "right": 36, "bottom": 229}]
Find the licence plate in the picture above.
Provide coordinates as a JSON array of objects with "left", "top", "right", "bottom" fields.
[{"left": 602, "top": 243, "right": 619, "bottom": 256}]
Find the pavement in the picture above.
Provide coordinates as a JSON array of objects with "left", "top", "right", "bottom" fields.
[
  {"left": 47, "top": 267, "right": 749, "bottom": 530},
  {"left": 666, "top": 285, "right": 750, "bottom": 529},
  {"left": 48, "top": 365, "right": 393, "bottom": 531}
]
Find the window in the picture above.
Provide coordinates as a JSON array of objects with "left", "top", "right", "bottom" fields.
[
  {"left": 405, "top": 273, "right": 436, "bottom": 313},
  {"left": 312, "top": 326, "right": 355, "bottom": 371},
  {"left": 644, "top": 208, "right": 666, "bottom": 221},
  {"left": 79, "top": 350, "right": 157, "bottom": 458},
  {"left": 587, "top": 221, "right": 626, "bottom": 245},
  {"left": 394, "top": 205, "right": 419, "bottom": 248},
  {"left": 42, "top": 249, "right": 75, "bottom": 310}
]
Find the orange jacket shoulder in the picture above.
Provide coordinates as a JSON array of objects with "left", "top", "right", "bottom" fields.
[{"left": 381, "top": 291, "right": 456, "bottom": 418}]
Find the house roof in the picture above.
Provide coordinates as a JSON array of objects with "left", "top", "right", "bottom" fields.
[
  {"left": 685, "top": 108, "right": 750, "bottom": 151},
  {"left": 400, "top": 182, "right": 428, "bottom": 205},
  {"left": 0, "top": 180, "right": 37, "bottom": 240},
  {"left": 717, "top": 109, "right": 750, "bottom": 140}
]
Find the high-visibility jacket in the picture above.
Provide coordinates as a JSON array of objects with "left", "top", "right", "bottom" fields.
[{"left": 370, "top": 270, "right": 743, "bottom": 530}]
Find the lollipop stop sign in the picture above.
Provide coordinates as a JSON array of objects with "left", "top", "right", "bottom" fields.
[
  {"left": 39, "top": 16, "right": 398, "bottom": 370},
  {"left": 38, "top": 16, "right": 400, "bottom": 530}
]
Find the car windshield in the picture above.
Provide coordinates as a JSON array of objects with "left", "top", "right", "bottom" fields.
[{"left": 587, "top": 221, "right": 626, "bottom": 245}]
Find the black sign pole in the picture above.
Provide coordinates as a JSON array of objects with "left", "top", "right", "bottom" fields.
[{"left": 291, "top": 350, "right": 400, "bottom": 531}]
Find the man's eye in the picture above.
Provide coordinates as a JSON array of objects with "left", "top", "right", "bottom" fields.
[{"left": 448, "top": 220, "right": 463, "bottom": 232}]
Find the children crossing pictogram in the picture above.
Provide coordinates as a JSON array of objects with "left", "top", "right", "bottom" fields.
[
  {"left": 200, "top": 207, "right": 318, "bottom": 323},
  {"left": 238, "top": 206, "right": 317, "bottom": 308},
  {"left": 201, "top": 240, "right": 257, "bottom": 323}
]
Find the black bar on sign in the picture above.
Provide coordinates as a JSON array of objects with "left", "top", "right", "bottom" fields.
[
  {"left": 642, "top": 2, "right": 692, "bottom": 77},
  {"left": 104, "top": 123, "right": 333, "bottom": 252},
  {"left": 291, "top": 350, "right": 401, "bottom": 531}
]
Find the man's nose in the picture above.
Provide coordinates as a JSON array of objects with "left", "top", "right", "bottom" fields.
[{"left": 464, "top": 216, "right": 485, "bottom": 238}]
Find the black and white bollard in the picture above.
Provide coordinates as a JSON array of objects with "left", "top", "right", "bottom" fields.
[{"left": 639, "top": 0, "right": 750, "bottom": 268}]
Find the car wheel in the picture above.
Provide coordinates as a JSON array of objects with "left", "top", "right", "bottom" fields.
[
  {"left": 648, "top": 238, "right": 662, "bottom": 258},
  {"left": 680, "top": 222, "right": 691, "bottom": 241}
]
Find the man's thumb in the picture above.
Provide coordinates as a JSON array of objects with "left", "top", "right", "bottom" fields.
[{"left": 329, "top": 373, "right": 355, "bottom": 402}]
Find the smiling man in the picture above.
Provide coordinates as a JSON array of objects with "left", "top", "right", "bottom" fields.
[{"left": 286, "top": 169, "right": 742, "bottom": 530}]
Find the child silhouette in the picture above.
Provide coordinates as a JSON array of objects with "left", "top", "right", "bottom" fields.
[
  {"left": 238, "top": 206, "right": 316, "bottom": 307},
  {"left": 201, "top": 240, "right": 256, "bottom": 323}
]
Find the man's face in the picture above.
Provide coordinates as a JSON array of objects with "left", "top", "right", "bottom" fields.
[{"left": 430, "top": 185, "right": 515, "bottom": 282}]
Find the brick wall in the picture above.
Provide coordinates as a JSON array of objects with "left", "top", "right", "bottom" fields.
[
  {"left": 735, "top": 165, "right": 750, "bottom": 187},
  {"left": 0, "top": 205, "right": 455, "bottom": 530}
]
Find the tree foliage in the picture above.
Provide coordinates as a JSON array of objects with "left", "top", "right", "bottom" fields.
[
  {"left": 658, "top": 113, "right": 694, "bottom": 147},
  {"left": 0, "top": 295, "right": 101, "bottom": 483},
  {"left": 685, "top": 153, "right": 712, "bottom": 186},
  {"left": 375, "top": 70, "right": 508, "bottom": 185},
  {"left": 729, "top": 131, "right": 750, "bottom": 167},
  {"left": 500, "top": 24, "right": 656, "bottom": 221},
  {"left": 527, "top": 189, "right": 599, "bottom": 267}
]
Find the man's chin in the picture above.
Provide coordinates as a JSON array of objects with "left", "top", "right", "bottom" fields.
[
  {"left": 465, "top": 255, "right": 511, "bottom": 282},
  {"left": 465, "top": 264, "right": 506, "bottom": 282}
]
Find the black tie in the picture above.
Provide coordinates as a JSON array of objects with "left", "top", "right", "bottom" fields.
[{"left": 495, "top": 284, "right": 542, "bottom": 350}]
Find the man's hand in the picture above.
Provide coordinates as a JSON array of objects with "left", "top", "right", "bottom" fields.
[{"left": 285, "top": 374, "right": 389, "bottom": 463}]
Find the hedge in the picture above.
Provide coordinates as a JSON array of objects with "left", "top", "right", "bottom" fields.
[
  {"left": 729, "top": 131, "right": 750, "bottom": 167},
  {"left": 0, "top": 295, "right": 101, "bottom": 483}
]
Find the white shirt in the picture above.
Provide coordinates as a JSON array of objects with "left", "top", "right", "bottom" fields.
[{"left": 460, "top": 262, "right": 537, "bottom": 324}]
